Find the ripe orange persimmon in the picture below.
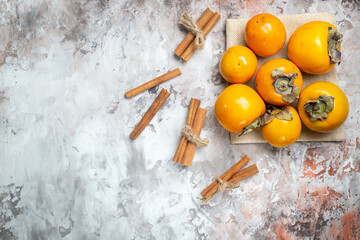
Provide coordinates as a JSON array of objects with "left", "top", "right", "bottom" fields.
[
  {"left": 219, "top": 45, "right": 258, "bottom": 84},
  {"left": 260, "top": 106, "right": 302, "bottom": 148},
  {"left": 255, "top": 58, "right": 303, "bottom": 106},
  {"left": 288, "top": 21, "right": 343, "bottom": 74},
  {"left": 298, "top": 81, "right": 349, "bottom": 133},
  {"left": 245, "top": 13, "right": 286, "bottom": 57},
  {"left": 215, "top": 84, "right": 266, "bottom": 133}
]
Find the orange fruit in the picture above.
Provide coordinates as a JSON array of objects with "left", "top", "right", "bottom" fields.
[
  {"left": 219, "top": 45, "right": 258, "bottom": 84},
  {"left": 245, "top": 13, "right": 286, "bottom": 57},
  {"left": 255, "top": 58, "right": 303, "bottom": 106},
  {"left": 298, "top": 81, "right": 349, "bottom": 133},
  {"left": 287, "top": 21, "right": 342, "bottom": 74},
  {"left": 215, "top": 84, "right": 266, "bottom": 133},
  {"left": 260, "top": 106, "right": 302, "bottom": 148}
]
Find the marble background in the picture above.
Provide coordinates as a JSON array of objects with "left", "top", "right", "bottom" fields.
[{"left": 1, "top": 0, "right": 359, "bottom": 239}]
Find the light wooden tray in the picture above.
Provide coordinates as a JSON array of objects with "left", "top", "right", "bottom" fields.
[{"left": 226, "top": 12, "right": 345, "bottom": 144}]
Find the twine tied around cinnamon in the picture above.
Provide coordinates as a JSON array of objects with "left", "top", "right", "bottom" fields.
[
  {"left": 181, "top": 124, "right": 209, "bottom": 147},
  {"left": 201, "top": 177, "right": 240, "bottom": 204},
  {"left": 179, "top": 13, "right": 206, "bottom": 50}
]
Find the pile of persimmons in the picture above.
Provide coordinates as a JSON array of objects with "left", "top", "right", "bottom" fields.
[{"left": 215, "top": 13, "right": 349, "bottom": 148}]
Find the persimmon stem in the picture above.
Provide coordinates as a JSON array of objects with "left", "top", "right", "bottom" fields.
[
  {"left": 304, "top": 95, "right": 335, "bottom": 121},
  {"left": 272, "top": 69, "right": 299, "bottom": 103},
  {"left": 328, "top": 27, "right": 343, "bottom": 64},
  {"left": 238, "top": 106, "right": 292, "bottom": 137}
]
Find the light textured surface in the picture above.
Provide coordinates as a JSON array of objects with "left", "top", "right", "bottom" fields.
[
  {"left": 1, "top": 0, "right": 360, "bottom": 239},
  {"left": 227, "top": 12, "right": 345, "bottom": 144}
]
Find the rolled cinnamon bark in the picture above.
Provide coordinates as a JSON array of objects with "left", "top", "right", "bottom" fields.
[
  {"left": 180, "top": 108, "right": 207, "bottom": 166},
  {"left": 180, "top": 12, "right": 221, "bottom": 62},
  {"left": 228, "top": 164, "right": 259, "bottom": 183},
  {"left": 201, "top": 156, "right": 250, "bottom": 199},
  {"left": 174, "top": 8, "right": 214, "bottom": 57},
  {"left": 173, "top": 98, "right": 201, "bottom": 163},
  {"left": 125, "top": 68, "right": 181, "bottom": 98},
  {"left": 130, "top": 88, "right": 170, "bottom": 140}
]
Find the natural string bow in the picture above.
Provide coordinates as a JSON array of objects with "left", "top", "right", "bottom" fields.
[{"left": 179, "top": 13, "right": 206, "bottom": 50}]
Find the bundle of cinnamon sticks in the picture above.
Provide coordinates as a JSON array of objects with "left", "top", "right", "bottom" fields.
[
  {"left": 175, "top": 8, "right": 221, "bottom": 61},
  {"left": 201, "top": 156, "right": 259, "bottom": 203},
  {"left": 173, "top": 98, "right": 207, "bottom": 166}
]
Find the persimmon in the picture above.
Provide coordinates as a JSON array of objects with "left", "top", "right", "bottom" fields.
[
  {"left": 260, "top": 106, "right": 302, "bottom": 148},
  {"left": 298, "top": 81, "right": 349, "bottom": 133},
  {"left": 288, "top": 21, "right": 343, "bottom": 74},
  {"left": 245, "top": 13, "right": 286, "bottom": 57},
  {"left": 215, "top": 84, "right": 265, "bottom": 133},
  {"left": 255, "top": 58, "right": 303, "bottom": 106},
  {"left": 219, "top": 45, "right": 258, "bottom": 84}
]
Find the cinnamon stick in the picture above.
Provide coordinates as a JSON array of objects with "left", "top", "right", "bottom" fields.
[
  {"left": 200, "top": 163, "right": 259, "bottom": 204},
  {"left": 173, "top": 98, "right": 201, "bottom": 163},
  {"left": 174, "top": 8, "right": 214, "bottom": 57},
  {"left": 180, "top": 12, "right": 221, "bottom": 62},
  {"left": 130, "top": 88, "right": 170, "bottom": 140},
  {"left": 125, "top": 68, "right": 181, "bottom": 98},
  {"left": 228, "top": 164, "right": 259, "bottom": 183},
  {"left": 180, "top": 107, "right": 207, "bottom": 166},
  {"left": 201, "top": 156, "right": 250, "bottom": 199}
]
